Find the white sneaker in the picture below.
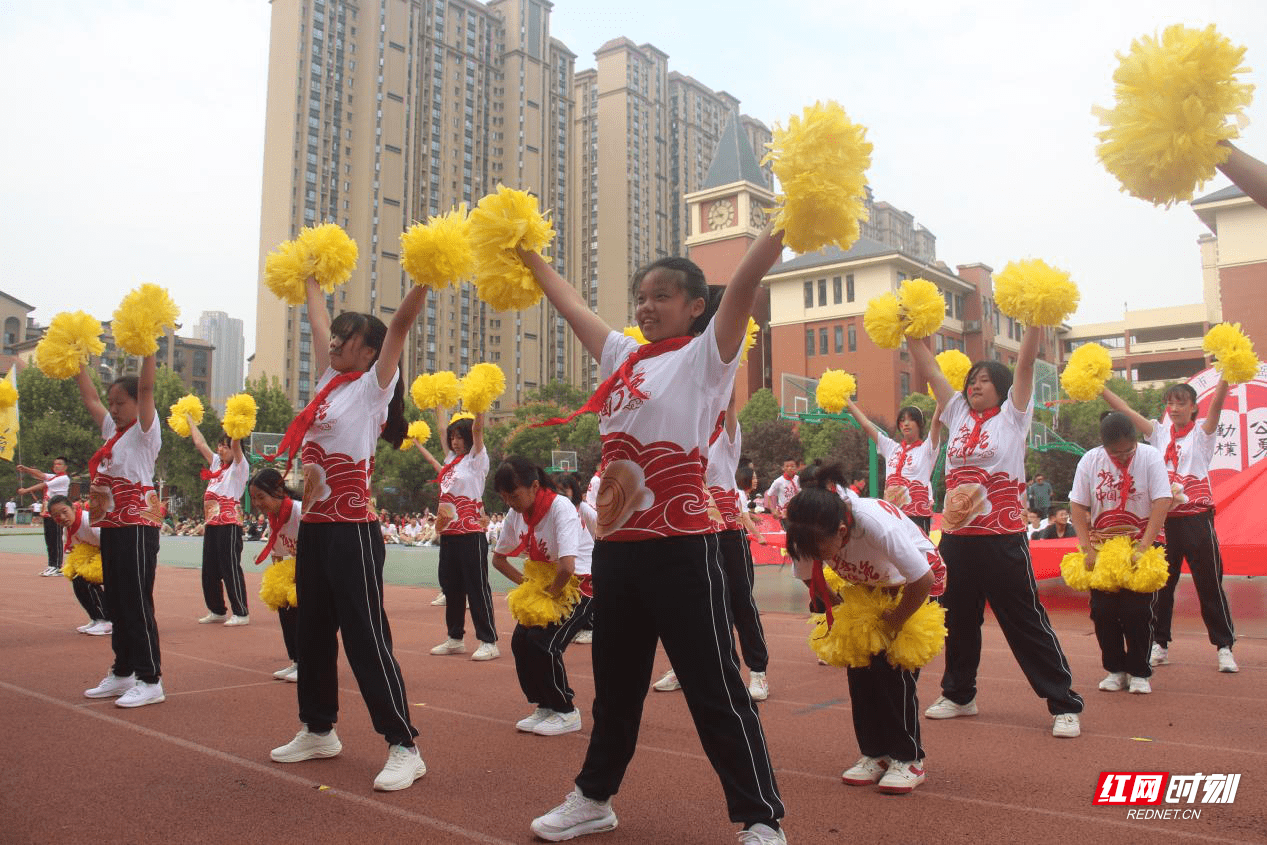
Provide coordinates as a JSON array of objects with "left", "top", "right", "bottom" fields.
[
  {"left": 198, "top": 612, "right": 227, "bottom": 624},
  {"left": 1128, "top": 676, "right": 1152, "bottom": 694},
  {"left": 1217, "top": 647, "right": 1239, "bottom": 673},
  {"left": 116, "top": 680, "right": 165, "bottom": 708},
  {"left": 1052, "top": 713, "right": 1081, "bottom": 738},
  {"left": 841, "top": 755, "right": 889, "bottom": 786},
  {"left": 42, "top": 566, "right": 61, "bottom": 577},
  {"left": 224, "top": 614, "right": 251, "bottom": 627},
  {"left": 572, "top": 629, "right": 593, "bottom": 644},
  {"left": 284, "top": 665, "right": 299, "bottom": 683},
  {"left": 748, "top": 671, "right": 769, "bottom": 702},
  {"left": 1098, "top": 672, "right": 1127, "bottom": 692},
  {"left": 531, "top": 790, "right": 618, "bottom": 841},
  {"left": 878, "top": 759, "right": 926, "bottom": 794},
  {"left": 84, "top": 620, "right": 112, "bottom": 637},
  {"left": 76, "top": 621, "right": 97, "bottom": 633},
  {"left": 430, "top": 638, "right": 465, "bottom": 655},
  {"left": 533, "top": 710, "right": 582, "bottom": 736},
  {"left": 653, "top": 669, "right": 680, "bottom": 692},
  {"left": 471, "top": 641, "right": 500, "bottom": 661},
  {"left": 737, "top": 823, "right": 786, "bottom": 844},
  {"left": 84, "top": 673, "right": 135, "bottom": 699},
  {"left": 273, "top": 662, "right": 298, "bottom": 680},
  {"left": 516, "top": 706, "right": 552, "bottom": 732},
  {"left": 1149, "top": 644, "right": 1168, "bottom": 667},
  {"left": 373, "top": 744, "right": 426, "bottom": 791},
  {"left": 924, "top": 695, "right": 977, "bottom": 719},
  {"left": 431, "top": 593, "right": 447, "bottom": 606},
  {"left": 271, "top": 727, "right": 342, "bottom": 762}
]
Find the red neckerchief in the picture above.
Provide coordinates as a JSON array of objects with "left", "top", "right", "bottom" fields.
[
  {"left": 89, "top": 420, "right": 136, "bottom": 479},
  {"left": 62, "top": 503, "right": 84, "bottom": 553},
  {"left": 255, "top": 496, "right": 295, "bottom": 564},
  {"left": 533, "top": 335, "right": 692, "bottom": 428},
  {"left": 434, "top": 451, "right": 465, "bottom": 487},
  {"left": 201, "top": 456, "right": 234, "bottom": 482},
  {"left": 894, "top": 439, "right": 923, "bottom": 475},
  {"left": 961, "top": 406, "right": 1001, "bottom": 455},
  {"left": 507, "top": 487, "right": 559, "bottom": 557},
  {"left": 809, "top": 503, "right": 854, "bottom": 629},
  {"left": 1109, "top": 450, "right": 1135, "bottom": 512},
  {"left": 265, "top": 371, "right": 362, "bottom": 472},
  {"left": 1164, "top": 420, "right": 1196, "bottom": 469}
]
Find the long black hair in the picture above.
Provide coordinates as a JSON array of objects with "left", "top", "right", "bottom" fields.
[
  {"left": 446, "top": 416, "right": 474, "bottom": 455},
  {"left": 248, "top": 467, "right": 301, "bottom": 501},
  {"left": 630, "top": 257, "right": 722, "bottom": 336},
  {"left": 962, "top": 360, "right": 1014, "bottom": 409},
  {"left": 896, "top": 405, "right": 926, "bottom": 439},
  {"left": 784, "top": 462, "right": 852, "bottom": 561},
  {"left": 329, "top": 311, "right": 407, "bottom": 448},
  {"left": 552, "top": 472, "right": 584, "bottom": 505},
  {"left": 493, "top": 456, "right": 555, "bottom": 495}
]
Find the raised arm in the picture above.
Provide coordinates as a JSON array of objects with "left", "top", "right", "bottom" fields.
[
  {"left": 305, "top": 276, "right": 332, "bottom": 375},
  {"left": 1100, "top": 385, "right": 1155, "bottom": 438},
  {"left": 1201, "top": 379, "right": 1229, "bottom": 436},
  {"left": 230, "top": 436, "right": 245, "bottom": 465},
  {"left": 137, "top": 354, "right": 156, "bottom": 433},
  {"left": 845, "top": 398, "right": 882, "bottom": 444},
  {"left": 911, "top": 337, "right": 953, "bottom": 407},
  {"left": 1010, "top": 325, "right": 1041, "bottom": 412},
  {"left": 374, "top": 284, "right": 426, "bottom": 389},
  {"left": 714, "top": 223, "right": 784, "bottom": 363},
  {"left": 724, "top": 387, "right": 737, "bottom": 438},
  {"left": 416, "top": 440, "right": 444, "bottom": 473},
  {"left": 1217, "top": 141, "right": 1267, "bottom": 210},
  {"left": 928, "top": 402, "right": 944, "bottom": 450},
  {"left": 76, "top": 365, "right": 107, "bottom": 428},
  {"left": 519, "top": 249, "right": 611, "bottom": 360},
  {"left": 472, "top": 411, "right": 485, "bottom": 456},
  {"left": 187, "top": 415, "right": 215, "bottom": 464}
]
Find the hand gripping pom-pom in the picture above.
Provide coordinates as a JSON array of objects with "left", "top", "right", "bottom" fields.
[
  {"left": 167, "top": 395, "right": 204, "bottom": 437},
  {"left": 260, "top": 558, "right": 298, "bottom": 610},
  {"left": 887, "top": 599, "right": 947, "bottom": 671},
  {"left": 864, "top": 293, "right": 905, "bottom": 349},
  {"left": 763, "top": 101, "right": 873, "bottom": 254},
  {"left": 400, "top": 205, "right": 475, "bottom": 289},
  {"left": 65, "top": 543, "right": 103, "bottom": 585},
  {"left": 993, "top": 259, "right": 1080, "bottom": 327},
  {"left": 1095, "top": 24, "right": 1254, "bottom": 207},
  {"left": 468, "top": 185, "right": 555, "bottom": 311},
  {"left": 815, "top": 370, "right": 856, "bottom": 414},
  {"left": 297, "top": 223, "right": 359, "bottom": 292},
  {"left": 222, "top": 393, "right": 258, "bottom": 441},
  {"left": 1125, "top": 545, "right": 1169, "bottom": 593},
  {"left": 410, "top": 372, "right": 460, "bottom": 409},
  {"left": 898, "top": 279, "right": 946, "bottom": 339},
  {"left": 932, "top": 349, "right": 973, "bottom": 395},
  {"left": 741, "top": 318, "right": 760, "bottom": 364},
  {"left": 1061, "top": 343, "right": 1113, "bottom": 401},
  {"left": 459, "top": 363, "right": 506, "bottom": 414},
  {"left": 622, "top": 326, "right": 649, "bottom": 345},
  {"left": 112, "top": 284, "right": 180, "bottom": 357},
  {"left": 1060, "top": 551, "right": 1093, "bottom": 592},
  {"left": 1202, "top": 323, "right": 1259, "bottom": 385},
  {"left": 0, "top": 380, "right": 15, "bottom": 411},
  {"left": 507, "top": 560, "right": 581, "bottom": 627},
  {"left": 400, "top": 420, "right": 432, "bottom": 450},
  {"left": 35, "top": 311, "right": 105, "bottom": 380}
]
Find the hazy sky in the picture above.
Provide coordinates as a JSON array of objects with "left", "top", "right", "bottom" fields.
[{"left": 3, "top": 0, "right": 1265, "bottom": 361}]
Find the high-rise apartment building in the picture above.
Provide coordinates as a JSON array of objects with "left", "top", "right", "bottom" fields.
[{"left": 194, "top": 311, "right": 245, "bottom": 411}]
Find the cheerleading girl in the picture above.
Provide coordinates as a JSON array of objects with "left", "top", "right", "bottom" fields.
[
  {"left": 425, "top": 403, "right": 498, "bottom": 661},
  {"left": 74, "top": 356, "right": 165, "bottom": 708},
  {"left": 188, "top": 422, "right": 250, "bottom": 626},
  {"left": 268, "top": 275, "right": 424, "bottom": 793},
  {"left": 47, "top": 494, "right": 110, "bottom": 636},
  {"left": 519, "top": 228, "right": 787, "bottom": 844},
  {"left": 785, "top": 463, "right": 942, "bottom": 793},
  {"left": 17, "top": 458, "right": 71, "bottom": 576},
  {"left": 1068, "top": 412, "right": 1171, "bottom": 694},
  {"left": 490, "top": 457, "right": 592, "bottom": 736},
  {"left": 1101, "top": 381, "right": 1237, "bottom": 672},
  {"left": 912, "top": 329, "right": 1085, "bottom": 738},
  {"left": 247, "top": 468, "right": 303, "bottom": 683},
  {"left": 846, "top": 399, "right": 942, "bottom": 535}
]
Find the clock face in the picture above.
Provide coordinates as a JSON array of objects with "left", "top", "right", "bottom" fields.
[
  {"left": 749, "top": 203, "right": 766, "bottom": 228},
  {"left": 707, "top": 198, "right": 735, "bottom": 230}
]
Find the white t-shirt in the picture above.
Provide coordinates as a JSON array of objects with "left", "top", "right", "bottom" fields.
[
  {"left": 578, "top": 500, "right": 598, "bottom": 539},
  {"left": 66, "top": 506, "right": 101, "bottom": 547},
  {"left": 4, "top": 501, "right": 14, "bottom": 515},
  {"left": 91, "top": 416, "right": 162, "bottom": 527},
  {"left": 495, "top": 493, "right": 588, "bottom": 575},
  {"left": 584, "top": 473, "right": 600, "bottom": 509},
  {"left": 273, "top": 500, "right": 302, "bottom": 558},
  {"left": 204, "top": 454, "right": 248, "bottom": 525},
  {"left": 1148, "top": 420, "right": 1215, "bottom": 515},
  {"left": 30, "top": 501, "right": 42, "bottom": 516},
  {"left": 594, "top": 321, "right": 739, "bottom": 540},
  {"left": 765, "top": 474, "right": 799, "bottom": 515},
  {"left": 438, "top": 445, "right": 489, "bottom": 535},
  {"left": 1069, "top": 443, "right": 1171, "bottom": 543},
  {"left": 40, "top": 472, "right": 71, "bottom": 501},
  {"left": 941, "top": 391, "right": 1032, "bottom": 535},
  {"left": 300, "top": 367, "right": 396, "bottom": 523},
  {"left": 876, "top": 432, "right": 936, "bottom": 518},
  {"left": 792, "top": 498, "right": 940, "bottom": 590},
  {"left": 706, "top": 421, "right": 743, "bottom": 531}
]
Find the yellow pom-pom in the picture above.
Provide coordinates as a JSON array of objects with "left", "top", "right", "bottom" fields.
[
  {"left": 1220, "top": 348, "right": 1260, "bottom": 384},
  {"left": 1095, "top": 24, "right": 1254, "bottom": 206},
  {"left": 0, "top": 379, "right": 15, "bottom": 411},
  {"left": 932, "top": 349, "right": 972, "bottom": 395},
  {"left": 400, "top": 419, "right": 432, "bottom": 451},
  {"left": 410, "top": 372, "right": 460, "bottom": 409},
  {"left": 401, "top": 205, "right": 475, "bottom": 289},
  {"left": 1093, "top": 536, "right": 1138, "bottom": 592},
  {"left": 1060, "top": 551, "right": 1092, "bottom": 591},
  {"left": 993, "top": 259, "right": 1080, "bottom": 327},
  {"left": 297, "top": 223, "right": 359, "bottom": 292},
  {"left": 815, "top": 370, "right": 856, "bottom": 414},
  {"left": 863, "top": 293, "right": 905, "bottom": 349},
  {"left": 167, "top": 395, "right": 204, "bottom": 437},
  {"left": 451, "top": 411, "right": 475, "bottom": 423},
  {"left": 263, "top": 239, "right": 309, "bottom": 305},
  {"left": 1061, "top": 343, "right": 1114, "bottom": 401},
  {"left": 898, "top": 279, "right": 945, "bottom": 339},
  {"left": 621, "top": 326, "right": 649, "bottom": 345},
  {"left": 1125, "top": 545, "right": 1169, "bottom": 593},
  {"left": 460, "top": 363, "right": 506, "bottom": 414},
  {"left": 740, "top": 318, "right": 760, "bottom": 364},
  {"left": 887, "top": 599, "right": 947, "bottom": 671},
  {"left": 763, "top": 101, "right": 873, "bottom": 254},
  {"left": 507, "top": 560, "right": 582, "bottom": 626},
  {"left": 112, "top": 284, "right": 180, "bottom": 357},
  {"left": 821, "top": 565, "right": 848, "bottom": 598},
  {"left": 35, "top": 311, "right": 106, "bottom": 380},
  {"left": 468, "top": 185, "right": 555, "bottom": 312},
  {"left": 65, "top": 542, "right": 103, "bottom": 584},
  {"left": 222, "top": 393, "right": 258, "bottom": 441},
  {"left": 260, "top": 558, "right": 298, "bottom": 610},
  {"left": 1203, "top": 322, "right": 1259, "bottom": 384}
]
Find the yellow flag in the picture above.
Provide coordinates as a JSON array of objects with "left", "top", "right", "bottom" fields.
[{"left": 0, "top": 367, "right": 18, "bottom": 461}]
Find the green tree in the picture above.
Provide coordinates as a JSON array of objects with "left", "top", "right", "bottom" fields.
[
  {"left": 6, "top": 366, "right": 101, "bottom": 498},
  {"left": 737, "top": 387, "right": 779, "bottom": 430},
  {"left": 742, "top": 419, "right": 803, "bottom": 491},
  {"left": 243, "top": 373, "right": 295, "bottom": 434},
  {"left": 152, "top": 368, "right": 223, "bottom": 518}
]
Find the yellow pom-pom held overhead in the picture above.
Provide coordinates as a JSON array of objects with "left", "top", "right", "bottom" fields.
[
  {"left": 35, "top": 311, "right": 105, "bottom": 380},
  {"left": 459, "top": 363, "right": 506, "bottom": 414},
  {"left": 167, "top": 395, "right": 204, "bottom": 437},
  {"left": 400, "top": 205, "right": 475, "bottom": 290},
  {"left": 410, "top": 371, "right": 461, "bottom": 409},
  {"left": 933, "top": 349, "right": 973, "bottom": 395},
  {"left": 468, "top": 185, "right": 555, "bottom": 312},
  {"left": 863, "top": 293, "right": 905, "bottom": 350},
  {"left": 0, "top": 379, "right": 16, "bottom": 411},
  {"left": 222, "top": 393, "right": 258, "bottom": 441},
  {"left": 897, "top": 279, "right": 945, "bottom": 339},
  {"left": 993, "top": 259, "right": 1079, "bottom": 327},
  {"left": 1061, "top": 343, "right": 1113, "bottom": 401},
  {"left": 1095, "top": 24, "right": 1254, "bottom": 207},
  {"left": 1202, "top": 322, "right": 1259, "bottom": 384},
  {"left": 112, "top": 284, "right": 180, "bottom": 357},
  {"left": 263, "top": 239, "right": 309, "bottom": 305},
  {"left": 400, "top": 419, "right": 432, "bottom": 450},
  {"left": 815, "top": 370, "right": 856, "bottom": 414},
  {"left": 763, "top": 100, "right": 873, "bottom": 254},
  {"left": 298, "top": 223, "right": 359, "bottom": 292},
  {"left": 451, "top": 411, "right": 475, "bottom": 423}
]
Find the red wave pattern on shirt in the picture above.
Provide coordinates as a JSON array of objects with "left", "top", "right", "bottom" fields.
[
  {"left": 92, "top": 474, "right": 160, "bottom": 528},
  {"left": 600, "top": 432, "right": 712, "bottom": 541},
  {"left": 885, "top": 475, "right": 932, "bottom": 517},
  {"left": 439, "top": 494, "right": 485, "bottom": 535},
  {"left": 1091, "top": 510, "right": 1163, "bottom": 545},
  {"left": 1169, "top": 473, "right": 1213, "bottom": 516},
  {"left": 204, "top": 493, "right": 243, "bottom": 526},
  {"left": 300, "top": 441, "right": 375, "bottom": 522},
  {"left": 944, "top": 466, "right": 1025, "bottom": 535},
  {"left": 709, "top": 487, "right": 741, "bottom": 531}
]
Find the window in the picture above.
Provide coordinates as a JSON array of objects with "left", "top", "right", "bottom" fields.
[
  {"left": 900, "top": 372, "right": 910, "bottom": 398},
  {"left": 833, "top": 276, "right": 842, "bottom": 304},
  {"left": 818, "top": 278, "right": 826, "bottom": 307},
  {"left": 834, "top": 325, "right": 843, "bottom": 353},
  {"left": 805, "top": 329, "right": 815, "bottom": 356},
  {"left": 804, "top": 281, "right": 813, "bottom": 308},
  {"left": 819, "top": 328, "right": 828, "bottom": 355},
  {"left": 848, "top": 324, "right": 856, "bottom": 352},
  {"left": 846, "top": 273, "right": 855, "bottom": 302},
  {"left": 954, "top": 293, "right": 965, "bottom": 319}
]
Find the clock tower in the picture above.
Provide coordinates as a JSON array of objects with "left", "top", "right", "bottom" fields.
[{"left": 685, "top": 117, "right": 778, "bottom": 404}]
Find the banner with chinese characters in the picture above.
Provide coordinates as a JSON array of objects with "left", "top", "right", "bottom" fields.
[{"left": 1192, "top": 364, "right": 1267, "bottom": 479}]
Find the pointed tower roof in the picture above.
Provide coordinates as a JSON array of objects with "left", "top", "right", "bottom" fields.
[{"left": 703, "top": 117, "right": 767, "bottom": 189}]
